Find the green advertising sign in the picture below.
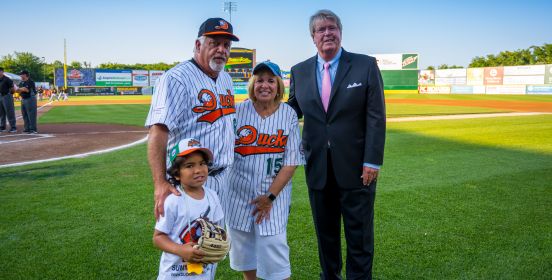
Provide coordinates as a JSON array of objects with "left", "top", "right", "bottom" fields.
[
  {"left": 402, "top": 54, "right": 418, "bottom": 69},
  {"left": 545, "top": 64, "right": 552, "bottom": 84},
  {"left": 381, "top": 70, "right": 418, "bottom": 90}
]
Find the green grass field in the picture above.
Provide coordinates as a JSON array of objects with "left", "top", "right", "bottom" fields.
[{"left": 1, "top": 95, "right": 551, "bottom": 279}]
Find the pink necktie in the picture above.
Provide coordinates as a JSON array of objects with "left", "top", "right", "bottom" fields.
[{"left": 321, "top": 62, "right": 331, "bottom": 112}]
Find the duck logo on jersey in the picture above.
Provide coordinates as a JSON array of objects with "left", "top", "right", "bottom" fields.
[
  {"left": 192, "top": 89, "right": 235, "bottom": 123},
  {"left": 234, "top": 125, "right": 288, "bottom": 156}
]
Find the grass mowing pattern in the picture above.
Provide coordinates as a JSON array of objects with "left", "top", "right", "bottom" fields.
[
  {"left": 37, "top": 103, "right": 513, "bottom": 128},
  {"left": 38, "top": 104, "right": 150, "bottom": 126},
  {"left": 387, "top": 103, "right": 508, "bottom": 117},
  {"left": 1, "top": 115, "right": 551, "bottom": 278}
]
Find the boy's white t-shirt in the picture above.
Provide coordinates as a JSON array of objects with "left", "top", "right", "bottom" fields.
[{"left": 155, "top": 187, "right": 224, "bottom": 280}]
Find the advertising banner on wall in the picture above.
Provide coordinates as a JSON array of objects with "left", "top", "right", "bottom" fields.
[
  {"left": 401, "top": 54, "right": 418, "bottom": 69},
  {"left": 451, "top": 85, "right": 474, "bottom": 94},
  {"left": 467, "top": 68, "right": 484, "bottom": 85},
  {"left": 418, "top": 70, "right": 435, "bottom": 85},
  {"left": 503, "top": 65, "right": 545, "bottom": 76},
  {"left": 132, "top": 70, "right": 149, "bottom": 86},
  {"left": 503, "top": 75, "right": 544, "bottom": 85},
  {"left": 545, "top": 65, "right": 552, "bottom": 84},
  {"left": 381, "top": 70, "right": 418, "bottom": 90},
  {"left": 418, "top": 85, "right": 451, "bottom": 94},
  {"left": 373, "top": 54, "right": 402, "bottom": 70},
  {"left": 484, "top": 67, "right": 504, "bottom": 85},
  {"left": 485, "top": 85, "right": 526, "bottom": 94},
  {"left": 526, "top": 85, "right": 552, "bottom": 94},
  {"left": 227, "top": 48, "right": 254, "bottom": 69},
  {"left": 149, "top": 70, "right": 165, "bottom": 86},
  {"left": 473, "top": 85, "right": 486, "bottom": 94},
  {"left": 435, "top": 77, "right": 467, "bottom": 85},
  {"left": 55, "top": 68, "right": 95, "bottom": 87},
  {"left": 435, "top": 69, "right": 467, "bottom": 78},
  {"left": 96, "top": 69, "right": 132, "bottom": 86}
]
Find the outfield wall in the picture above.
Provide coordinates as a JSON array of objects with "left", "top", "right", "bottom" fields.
[{"left": 419, "top": 64, "right": 552, "bottom": 95}]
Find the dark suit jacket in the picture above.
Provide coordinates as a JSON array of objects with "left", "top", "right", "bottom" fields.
[{"left": 288, "top": 49, "right": 386, "bottom": 190}]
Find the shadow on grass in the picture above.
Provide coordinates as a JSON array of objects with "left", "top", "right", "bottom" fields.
[{"left": 0, "top": 163, "right": 93, "bottom": 181}]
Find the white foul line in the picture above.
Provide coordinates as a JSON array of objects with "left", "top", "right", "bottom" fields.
[
  {"left": 0, "top": 134, "right": 53, "bottom": 144},
  {"left": 0, "top": 135, "right": 148, "bottom": 168}
]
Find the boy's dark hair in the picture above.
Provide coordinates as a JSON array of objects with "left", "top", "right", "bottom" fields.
[{"left": 167, "top": 150, "right": 210, "bottom": 186}]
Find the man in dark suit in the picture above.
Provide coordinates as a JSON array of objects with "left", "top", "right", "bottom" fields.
[{"left": 288, "top": 9, "right": 386, "bottom": 280}]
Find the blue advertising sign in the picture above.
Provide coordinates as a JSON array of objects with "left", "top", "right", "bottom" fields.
[
  {"left": 55, "top": 68, "right": 95, "bottom": 87},
  {"left": 526, "top": 85, "right": 552, "bottom": 94},
  {"left": 451, "top": 85, "right": 474, "bottom": 94}
]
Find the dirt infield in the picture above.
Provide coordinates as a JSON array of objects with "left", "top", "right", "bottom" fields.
[
  {"left": 387, "top": 99, "right": 552, "bottom": 112},
  {"left": 0, "top": 123, "right": 147, "bottom": 166}
]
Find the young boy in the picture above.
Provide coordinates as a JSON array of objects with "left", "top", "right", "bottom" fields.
[{"left": 153, "top": 138, "right": 224, "bottom": 280}]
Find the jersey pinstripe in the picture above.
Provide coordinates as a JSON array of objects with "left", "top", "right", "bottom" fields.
[
  {"left": 145, "top": 60, "right": 235, "bottom": 195},
  {"left": 225, "top": 100, "right": 304, "bottom": 236}
]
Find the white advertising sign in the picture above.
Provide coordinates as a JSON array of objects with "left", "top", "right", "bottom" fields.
[
  {"left": 149, "top": 70, "right": 166, "bottom": 86},
  {"left": 503, "top": 65, "right": 545, "bottom": 76},
  {"left": 485, "top": 85, "right": 526, "bottom": 94},
  {"left": 372, "top": 54, "right": 402, "bottom": 70},
  {"left": 473, "top": 85, "right": 486, "bottom": 94},
  {"left": 435, "top": 68, "right": 467, "bottom": 78},
  {"left": 132, "top": 70, "right": 149, "bottom": 86},
  {"left": 502, "top": 75, "right": 544, "bottom": 85},
  {"left": 435, "top": 77, "right": 467, "bottom": 85},
  {"left": 418, "top": 85, "right": 451, "bottom": 94}
]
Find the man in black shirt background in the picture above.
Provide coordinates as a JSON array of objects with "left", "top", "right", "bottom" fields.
[
  {"left": 16, "top": 70, "right": 38, "bottom": 134},
  {"left": 0, "top": 67, "right": 17, "bottom": 133}
]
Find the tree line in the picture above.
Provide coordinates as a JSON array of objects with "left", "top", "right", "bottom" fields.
[
  {"left": 2, "top": 44, "right": 551, "bottom": 82},
  {"left": 0, "top": 52, "right": 179, "bottom": 83},
  {"left": 426, "top": 43, "right": 551, "bottom": 70}
]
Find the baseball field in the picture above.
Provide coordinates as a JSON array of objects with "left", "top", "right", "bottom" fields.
[{"left": 1, "top": 94, "right": 551, "bottom": 279}]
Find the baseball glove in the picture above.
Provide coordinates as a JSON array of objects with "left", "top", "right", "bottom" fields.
[{"left": 192, "top": 218, "right": 230, "bottom": 263}]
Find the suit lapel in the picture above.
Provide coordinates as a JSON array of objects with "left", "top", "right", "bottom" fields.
[{"left": 329, "top": 50, "right": 351, "bottom": 107}]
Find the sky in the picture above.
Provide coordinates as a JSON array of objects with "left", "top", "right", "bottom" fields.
[{"left": 2, "top": 0, "right": 551, "bottom": 70}]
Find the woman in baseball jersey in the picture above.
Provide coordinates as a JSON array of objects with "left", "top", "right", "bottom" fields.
[{"left": 226, "top": 61, "right": 305, "bottom": 280}]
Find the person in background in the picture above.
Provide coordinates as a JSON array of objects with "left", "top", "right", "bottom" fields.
[
  {"left": 16, "top": 70, "right": 38, "bottom": 134},
  {"left": 0, "top": 67, "right": 17, "bottom": 133}
]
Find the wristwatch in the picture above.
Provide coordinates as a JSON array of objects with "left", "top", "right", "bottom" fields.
[{"left": 267, "top": 192, "right": 277, "bottom": 202}]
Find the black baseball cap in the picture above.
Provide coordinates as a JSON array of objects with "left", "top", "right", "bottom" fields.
[
  {"left": 19, "top": 70, "right": 30, "bottom": 76},
  {"left": 198, "top": 18, "right": 239, "bottom": 41}
]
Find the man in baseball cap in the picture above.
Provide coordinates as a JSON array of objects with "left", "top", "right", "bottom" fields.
[
  {"left": 146, "top": 17, "right": 239, "bottom": 220},
  {"left": 197, "top": 18, "right": 239, "bottom": 42}
]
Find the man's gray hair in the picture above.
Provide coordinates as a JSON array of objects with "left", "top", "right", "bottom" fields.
[
  {"left": 194, "top": 36, "right": 206, "bottom": 53},
  {"left": 309, "top": 9, "right": 342, "bottom": 37}
]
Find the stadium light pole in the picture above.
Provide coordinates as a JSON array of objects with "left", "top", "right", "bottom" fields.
[
  {"left": 41, "top": 57, "right": 46, "bottom": 83},
  {"left": 223, "top": 1, "right": 237, "bottom": 22}
]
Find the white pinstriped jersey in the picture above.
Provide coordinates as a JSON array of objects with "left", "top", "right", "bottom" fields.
[
  {"left": 145, "top": 60, "right": 236, "bottom": 174},
  {"left": 225, "top": 100, "right": 305, "bottom": 236}
]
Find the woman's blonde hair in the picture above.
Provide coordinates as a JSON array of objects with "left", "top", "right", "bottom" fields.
[{"left": 247, "top": 69, "right": 285, "bottom": 103}]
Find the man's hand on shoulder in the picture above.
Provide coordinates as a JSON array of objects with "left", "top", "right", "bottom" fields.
[{"left": 154, "top": 179, "right": 180, "bottom": 220}]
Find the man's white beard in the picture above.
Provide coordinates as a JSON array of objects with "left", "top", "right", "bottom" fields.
[{"left": 209, "top": 59, "right": 226, "bottom": 72}]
